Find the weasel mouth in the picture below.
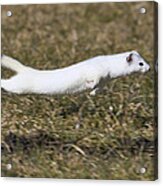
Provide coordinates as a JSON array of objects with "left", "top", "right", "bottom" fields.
[
  {"left": 140, "top": 65, "right": 150, "bottom": 73},
  {"left": 147, "top": 65, "right": 150, "bottom": 71},
  {"left": 141, "top": 68, "right": 149, "bottom": 73},
  {"left": 141, "top": 69, "right": 147, "bottom": 73}
]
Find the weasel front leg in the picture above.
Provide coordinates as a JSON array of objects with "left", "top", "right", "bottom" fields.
[
  {"left": 86, "top": 79, "right": 104, "bottom": 96},
  {"left": 90, "top": 87, "right": 99, "bottom": 96},
  {"left": 89, "top": 78, "right": 106, "bottom": 96},
  {"left": 90, "top": 76, "right": 110, "bottom": 96},
  {"left": 86, "top": 79, "right": 99, "bottom": 96}
]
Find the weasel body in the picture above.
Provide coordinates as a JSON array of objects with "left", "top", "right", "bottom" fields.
[{"left": 1, "top": 51, "right": 150, "bottom": 95}]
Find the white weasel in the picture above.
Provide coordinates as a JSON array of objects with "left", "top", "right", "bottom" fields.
[{"left": 1, "top": 51, "right": 150, "bottom": 95}]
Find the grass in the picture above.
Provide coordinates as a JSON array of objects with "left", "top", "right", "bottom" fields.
[{"left": 1, "top": 2, "right": 157, "bottom": 180}]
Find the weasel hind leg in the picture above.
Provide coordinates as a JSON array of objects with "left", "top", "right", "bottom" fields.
[{"left": 1, "top": 79, "right": 23, "bottom": 94}]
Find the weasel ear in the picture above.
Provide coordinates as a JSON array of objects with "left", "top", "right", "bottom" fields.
[{"left": 126, "top": 53, "right": 133, "bottom": 63}]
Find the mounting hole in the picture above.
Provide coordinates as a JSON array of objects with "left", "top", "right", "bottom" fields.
[
  {"left": 140, "top": 167, "right": 146, "bottom": 174},
  {"left": 7, "top": 11, "right": 12, "bottom": 17},
  {"left": 6, "top": 164, "right": 12, "bottom": 170},
  {"left": 139, "top": 7, "right": 146, "bottom": 14}
]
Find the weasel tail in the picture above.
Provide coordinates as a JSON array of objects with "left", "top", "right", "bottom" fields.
[{"left": 1, "top": 55, "right": 27, "bottom": 73}]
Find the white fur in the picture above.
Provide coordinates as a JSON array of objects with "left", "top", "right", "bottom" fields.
[{"left": 1, "top": 51, "right": 150, "bottom": 95}]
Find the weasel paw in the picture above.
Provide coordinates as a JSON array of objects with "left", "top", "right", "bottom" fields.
[{"left": 90, "top": 89, "right": 96, "bottom": 96}]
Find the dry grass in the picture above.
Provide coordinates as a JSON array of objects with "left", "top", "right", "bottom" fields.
[{"left": 1, "top": 2, "right": 157, "bottom": 180}]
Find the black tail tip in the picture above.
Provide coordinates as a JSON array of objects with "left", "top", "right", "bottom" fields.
[{"left": 1, "top": 54, "right": 4, "bottom": 58}]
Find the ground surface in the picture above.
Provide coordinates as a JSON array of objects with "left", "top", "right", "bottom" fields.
[{"left": 1, "top": 2, "right": 157, "bottom": 180}]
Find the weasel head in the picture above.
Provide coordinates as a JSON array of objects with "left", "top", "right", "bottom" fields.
[{"left": 126, "top": 51, "right": 150, "bottom": 74}]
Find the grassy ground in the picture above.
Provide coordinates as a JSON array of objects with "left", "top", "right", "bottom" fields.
[{"left": 1, "top": 2, "right": 157, "bottom": 180}]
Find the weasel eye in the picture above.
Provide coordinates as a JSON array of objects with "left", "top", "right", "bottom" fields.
[{"left": 139, "top": 62, "right": 144, "bottom": 66}]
